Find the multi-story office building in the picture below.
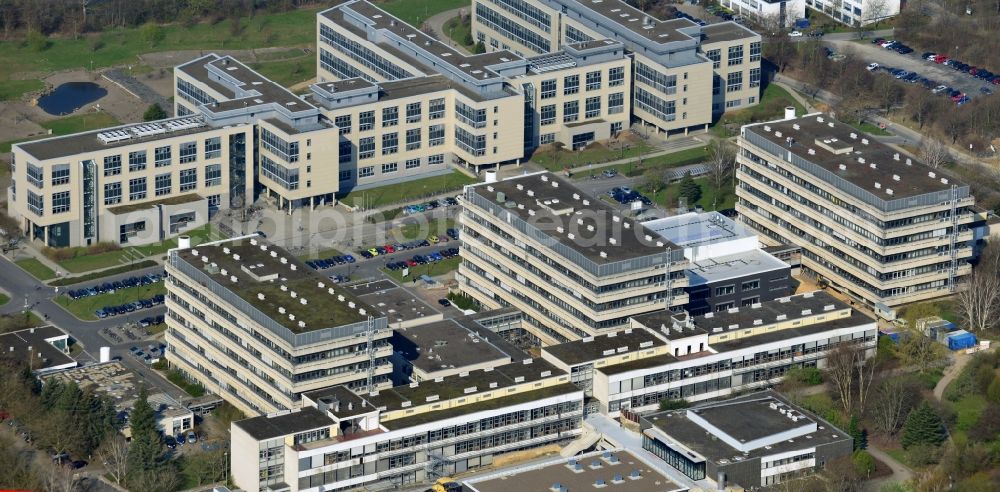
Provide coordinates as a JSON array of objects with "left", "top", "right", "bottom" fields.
[
  {"left": 471, "top": 0, "right": 762, "bottom": 126},
  {"left": 643, "top": 211, "right": 793, "bottom": 315},
  {"left": 458, "top": 171, "right": 690, "bottom": 345},
  {"left": 9, "top": 53, "right": 341, "bottom": 247},
  {"left": 315, "top": 1, "right": 633, "bottom": 166},
  {"left": 805, "top": 0, "right": 901, "bottom": 26},
  {"left": 230, "top": 360, "right": 582, "bottom": 492},
  {"left": 735, "top": 114, "right": 991, "bottom": 312},
  {"left": 720, "top": 0, "right": 806, "bottom": 28},
  {"left": 640, "top": 390, "right": 852, "bottom": 487},
  {"left": 165, "top": 236, "right": 394, "bottom": 416},
  {"left": 541, "top": 290, "right": 877, "bottom": 415}
]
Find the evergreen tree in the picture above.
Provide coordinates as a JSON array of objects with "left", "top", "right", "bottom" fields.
[
  {"left": 127, "top": 387, "right": 164, "bottom": 475},
  {"left": 848, "top": 414, "right": 866, "bottom": 450},
  {"left": 901, "top": 401, "right": 946, "bottom": 449},
  {"left": 144, "top": 103, "right": 167, "bottom": 122},
  {"left": 678, "top": 171, "right": 702, "bottom": 205}
]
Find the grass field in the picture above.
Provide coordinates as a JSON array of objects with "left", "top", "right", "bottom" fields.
[
  {"left": 0, "top": 79, "right": 44, "bottom": 101},
  {"left": 340, "top": 171, "right": 476, "bottom": 209},
  {"left": 382, "top": 255, "right": 461, "bottom": 283},
  {"left": 52, "top": 224, "right": 218, "bottom": 273},
  {"left": 298, "top": 247, "right": 344, "bottom": 261},
  {"left": 847, "top": 120, "right": 892, "bottom": 136},
  {"left": 711, "top": 84, "right": 808, "bottom": 138},
  {"left": 394, "top": 218, "right": 456, "bottom": 241},
  {"left": 952, "top": 394, "right": 988, "bottom": 442},
  {"left": 444, "top": 16, "right": 475, "bottom": 51},
  {"left": 378, "top": 0, "right": 469, "bottom": 26},
  {"left": 531, "top": 140, "right": 657, "bottom": 171},
  {"left": 54, "top": 282, "right": 166, "bottom": 321},
  {"left": 49, "top": 259, "right": 159, "bottom": 287},
  {"left": 250, "top": 54, "right": 315, "bottom": 87},
  {"left": 592, "top": 146, "right": 711, "bottom": 178},
  {"left": 0, "top": 293, "right": 9, "bottom": 306},
  {"left": 15, "top": 258, "right": 57, "bottom": 280},
  {"left": 2, "top": 112, "right": 121, "bottom": 153},
  {"left": 643, "top": 176, "right": 735, "bottom": 211}
]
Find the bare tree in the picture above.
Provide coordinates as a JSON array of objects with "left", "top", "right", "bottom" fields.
[
  {"left": 897, "top": 332, "right": 943, "bottom": 373},
  {"left": 855, "top": 347, "right": 879, "bottom": 417},
  {"left": 706, "top": 141, "right": 736, "bottom": 210},
  {"left": 956, "top": 245, "right": 1000, "bottom": 333},
  {"left": 918, "top": 138, "right": 951, "bottom": 169},
  {"left": 98, "top": 434, "right": 130, "bottom": 486},
  {"left": 861, "top": 0, "right": 891, "bottom": 28},
  {"left": 869, "top": 377, "right": 913, "bottom": 435},
  {"left": 42, "top": 464, "right": 78, "bottom": 492},
  {"left": 825, "top": 344, "right": 858, "bottom": 415}
]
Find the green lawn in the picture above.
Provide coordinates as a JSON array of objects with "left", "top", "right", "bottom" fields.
[
  {"left": 0, "top": 79, "right": 43, "bottom": 101},
  {"left": 340, "top": 171, "right": 477, "bottom": 209},
  {"left": 444, "top": 15, "right": 475, "bottom": 51},
  {"left": 15, "top": 258, "right": 57, "bottom": 280},
  {"left": 952, "top": 394, "right": 988, "bottom": 441},
  {"left": 39, "top": 112, "right": 120, "bottom": 134},
  {"left": 846, "top": 120, "right": 892, "bottom": 136},
  {"left": 249, "top": 54, "right": 315, "bottom": 87},
  {"left": 3, "top": 112, "right": 121, "bottom": 153},
  {"left": 0, "top": 293, "right": 9, "bottom": 306},
  {"left": 54, "top": 282, "right": 166, "bottom": 321},
  {"left": 298, "top": 247, "right": 344, "bottom": 261},
  {"left": 0, "top": 8, "right": 321, "bottom": 101},
  {"left": 382, "top": 255, "right": 461, "bottom": 283},
  {"left": 49, "top": 260, "right": 159, "bottom": 287},
  {"left": 711, "top": 84, "right": 808, "bottom": 138},
  {"left": 592, "top": 146, "right": 712, "bottom": 178},
  {"left": 531, "top": 140, "right": 657, "bottom": 171},
  {"left": 378, "top": 0, "right": 469, "bottom": 26},
  {"left": 643, "top": 176, "right": 735, "bottom": 211},
  {"left": 394, "top": 218, "right": 456, "bottom": 241},
  {"left": 55, "top": 224, "right": 220, "bottom": 273}
]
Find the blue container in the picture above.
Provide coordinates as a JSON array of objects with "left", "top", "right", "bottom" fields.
[{"left": 946, "top": 331, "right": 977, "bottom": 351}]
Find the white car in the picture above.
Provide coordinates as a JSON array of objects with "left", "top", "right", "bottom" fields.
[
  {"left": 925, "top": 53, "right": 937, "bottom": 61},
  {"left": 789, "top": 30, "right": 803, "bottom": 37},
  {"left": 866, "top": 63, "right": 879, "bottom": 71},
  {"left": 932, "top": 85, "right": 949, "bottom": 94}
]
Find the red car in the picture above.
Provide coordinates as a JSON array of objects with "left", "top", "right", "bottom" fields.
[
  {"left": 933, "top": 55, "right": 948, "bottom": 64},
  {"left": 384, "top": 244, "right": 395, "bottom": 254},
  {"left": 406, "top": 259, "right": 418, "bottom": 267},
  {"left": 992, "top": 76, "right": 1000, "bottom": 85},
  {"left": 950, "top": 92, "right": 966, "bottom": 102},
  {"left": 969, "top": 67, "right": 979, "bottom": 75}
]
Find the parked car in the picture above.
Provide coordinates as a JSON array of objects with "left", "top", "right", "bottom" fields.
[
  {"left": 176, "top": 433, "right": 186, "bottom": 445},
  {"left": 438, "top": 299, "right": 452, "bottom": 307},
  {"left": 866, "top": 63, "right": 879, "bottom": 71},
  {"left": 187, "top": 431, "right": 197, "bottom": 444},
  {"left": 788, "top": 30, "right": 803, "bottom": 37},
  {"left": 602, "top": 169, "right": 617, "bottom": 178}
]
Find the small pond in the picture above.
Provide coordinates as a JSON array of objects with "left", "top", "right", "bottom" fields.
[{"left": 37, "top": 82, "right": 107, "bottom": 116}]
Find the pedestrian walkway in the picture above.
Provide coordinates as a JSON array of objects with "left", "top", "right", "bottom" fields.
[{"left": 864, "top": 444, "right": 914, "bottom": 491}]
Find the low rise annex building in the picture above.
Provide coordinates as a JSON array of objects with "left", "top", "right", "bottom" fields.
[
  {"left": 540, "top": 290, "right": 876, "bottom": 415},
  {"left": 641, "top": 390, "right": 853, "bottom": 488},
  {"left": 230, "top": 360, "right": 582, "bottom": 492}
]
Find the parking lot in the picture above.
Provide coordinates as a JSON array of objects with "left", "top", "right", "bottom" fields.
[{"left": 831, "top": 39, "right": 991, "bottom": 99}]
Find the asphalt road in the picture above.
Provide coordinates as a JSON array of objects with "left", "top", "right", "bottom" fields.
[
  {"left": 832, "top": 39, "right": 990, "bottom": 99},
  {"left": 0, "top": 255, "right": 185, "bottom": 401}
]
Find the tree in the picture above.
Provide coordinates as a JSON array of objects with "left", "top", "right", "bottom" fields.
[
  {"left": 956, "top": 244, "right": 1000, "bottom": 333},
  {"left": 870, "top": 377, "right": 913, "bottom": 435},
  {"left": 896, "top": 332, "right": 943, "bottom": 373},
  {"left": 873, "top": 76, "right": 904, "bottom": 114},
  {"left": 659, "top": 398, "right": 689, "bottom": 411},
  {"left": 642, "top": 167, "right": 668, "bottom": 199},
  {"left": 140, "top": 22, "right": 164, "bottom": 48},
  {"left": 848, "top": 414, "right": 866, "bottom": 450},
  {"left": 861, "top": 0, "right": 891, "bottom": 28},
  {"left": 852, "top": 450, "right": 876, "bottom": 477},
  {"left": 127, "top": 387, "right": 163, "bottom": 475},
  {"left": 677, "top": 171, "right": 701, "bottom": 206},
  {"left": 706, "top": 141, "right": 735, "bottom": 209},
  {"left": 825, "top": 344, "right": 859, "bottom": 415},
  {"left": 25, "top": 30, "right": 47, "bottom": 51},
  {"left": 474, "top": 40, "right": 485, "bottom": 54},
  {"left": 907, "top": 87, "right": 939, "bottom": 130},
  {"left": 917, "top": 138, "right": 951, "bottom": 169},
  {"left": 98, "top": 435, "right": 130, "bottom": 486},
  {"left": 901, "top": 401, "right": 946, "bottom": 449}
]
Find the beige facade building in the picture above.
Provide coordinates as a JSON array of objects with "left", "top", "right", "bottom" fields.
[
  {"left": 735, "top": 114, "right": 991, "bottom": 312},
  {"left": 471, "top": 0, "right": 762, "bottom": 133},
  {"left": 165, "top": 236, "right": 394, "bottom": 416},
  {"left": 457, "top": 171, "right": 690, "bottom": 345}
]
